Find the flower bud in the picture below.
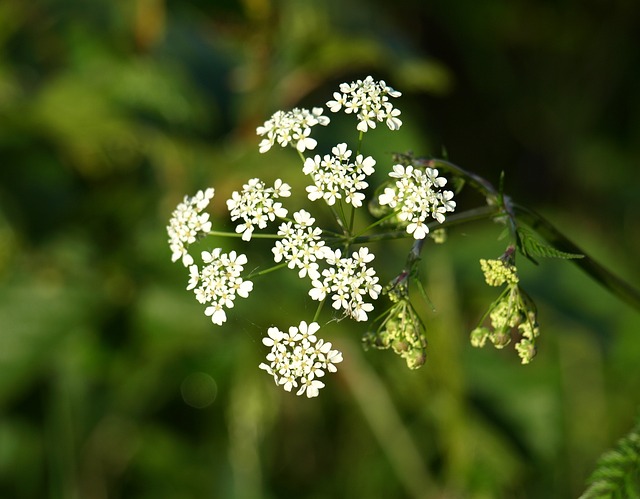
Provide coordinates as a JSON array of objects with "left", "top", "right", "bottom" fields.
[{"left": 405, "top": 348, "right": 427, "bottom": 370}]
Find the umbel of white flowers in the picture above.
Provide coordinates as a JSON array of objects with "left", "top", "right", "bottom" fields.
[{"left": 167, "top": 76, "right": 458, "bottom": 397}]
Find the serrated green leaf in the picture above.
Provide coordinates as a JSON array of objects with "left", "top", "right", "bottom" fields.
[
  {"left": 517, "top": 226, "right": 584, "bottom": 260},
  {"left": 579, "top": 418, "right": 640, "bottom": 499}
]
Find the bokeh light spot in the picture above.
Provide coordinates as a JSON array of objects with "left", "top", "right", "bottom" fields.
[{"left": 180, "top": 372, "right": 217, "bottom": 408}]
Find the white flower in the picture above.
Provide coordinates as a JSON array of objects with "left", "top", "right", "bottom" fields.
[
  {"left": 272, "top": 209, "right": 328, "bottom": 282},
  {"left": 205, "top": 303, "right": 227, "bottom": 326},
  {"left": 309, "top": 278, "right": 330, "bottom": 301},
  {"left": 309, "top": 247, "right": 381, "bottom": 322},
  {"left": 326, "top": 91, "right": 347, "bottom": 112},
  {"left": 227, "top": 178, "right": 291, "bottom": 241},
  {"left": 167, "top": 188, "right": 215, "bottom": 266},
  {"left": 186, "top": 265, "right": 200, "bottom": 290},
  {"left": 302, "top": 143, "right": 376, "bottom": 208},
  {"left": 297, "top": 378, "right": 325, "bottom": 398},
  {"left": 262, "top": 326, "right": 285, "bottom": 348},
  {"left": 378, "top": 164, "right": 456, "bottom": 239},
  {"left": 297, "top": 320, "right": 320, "bottom": 343},
  {"left": 256, "top": 107, "right": 330, "bottom": 153},
  {"left": 189, "top": 250, "right": 253, "bottom": 325},
  {"left": 259, "top": 321, "right": 342, "bottom": 398},
  {"left": 326, "top": 76, "right": 402, "bottom": 132}
]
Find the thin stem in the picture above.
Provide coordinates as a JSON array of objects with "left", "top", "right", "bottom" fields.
[
  {"left": 247, "top": 262, "right": 288, "bottom": 278},
  {"left": 337, "top": 201, "right": 349, "bottom": 233},
  {"left": 328, "top": 204, "right": 348, "bottom": 234},
  {"left": 348, "top": 202, "right": 356, "bottom": 234},
  {"left": 207, "top": 230, "right": 281, "bottom": 239},
  {"left": 352, "top": 209, "right": 403, "bottom": 239},
  {"left": 348, "top": 205, "right": 499, "bottom": 245},
  {"left": 312, "top": 299, "right": 325, "bottom": 323},
  {"left": 356, "top": 130, "right": 364, "bottom": 156},
  {"left": 424, "top": 158, "right": 500, "bottom": 201}
]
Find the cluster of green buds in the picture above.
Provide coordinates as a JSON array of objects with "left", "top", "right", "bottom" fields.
[
  {"left": 363, "top": 271, "right": 428, "bottom": 370},
  {"left": 470, "top": 246, "right": 540, "bottom": 364}
]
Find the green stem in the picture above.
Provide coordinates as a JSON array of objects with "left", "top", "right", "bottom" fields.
[
  {"left": 329, "top": 204, "right": 348, "bottom": 234},
  {"left": 430, "top": 156, "right": 640, "bottom": 310},
  {"left": 207, "top": 230, "right": 281, "bottom": 239},
  {"left": 348, "top": 203, "right": 356, "bottom": 234},
  {"left": 347, "top": 205, "right": 499, "bottom": 245},
  {"left": 247, "top": 262, "right": 288, "bottom": 278},
  {"left": 356, "top": 130, "right": 364, "bottom": 156},
  {"left": 352, "top": 209, "right": 403, "bottom": 239},
  {"left": 337, "top": 201, "right": 349, "bottom": 233},
  {"left": 312, "top": 299, "right": 326, "bottom": 323},
  {"left": 425, "top": 158, "right": 500, "bottom": 201}
]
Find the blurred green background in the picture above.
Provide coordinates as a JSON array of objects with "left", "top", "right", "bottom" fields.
[{"left": 1, "top": 0, "right": 639, "bottom": 498}]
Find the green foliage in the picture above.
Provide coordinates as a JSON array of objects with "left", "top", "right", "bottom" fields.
[
  {"left": 517, "top": 225, "right": 584, "bottom": 263},
  {"left": 580, "top": 418, "right": 640, "bottom": 499}
]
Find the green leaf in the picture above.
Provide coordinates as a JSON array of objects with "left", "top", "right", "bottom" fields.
[
  {"left": 517, "top": 226, "right": 584, "bottom": 261},
  {"left": 579, "top": 418, "right": 640, "bottom": 499}
]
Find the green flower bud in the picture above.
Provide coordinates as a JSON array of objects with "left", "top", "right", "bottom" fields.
[
  {"left": 405, "top": 348, "right": 427, "bottom": 369},
  {"left": 480, "top": 258, "right": 519, "bottom": 287},
  {"left": 470, "top": 326, "right": 490, "bottom": 348},
  {"left": 515, "top": 338, "right": 537, "bottom": 364},
  {"left": 490, "top": 327, "right": 511, "bottom": 348}
]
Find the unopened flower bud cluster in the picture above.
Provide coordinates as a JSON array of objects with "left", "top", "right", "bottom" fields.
[
  {"left": 471, "top": 257, "right": 540, "bottom": 364},
  {"left": 480, "top": 258, "right": 519, "bottom": 286},
  {"left": 363, "top": 284, "right": 428, "bottom": 370}
]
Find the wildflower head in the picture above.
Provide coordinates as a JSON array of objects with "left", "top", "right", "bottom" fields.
[
  {"left": 257, "top": 107, "right": 330, "bottom": 153},
  {"left": 326, "top": 75, "right": 403, "bottom": 132},
  {"left": 272, "top": 209, "right": 328, "bottom": 280},
  {"left": 259, "top": 321, "right": 343, "bottom": 398},
  {"left": 363, "top": 283, "right": 428, "bottom": 369},
  {"left": 309, "top": 247, "right": 382, "bottom": 322},
  {"left": 302, "top": 143, "right": 376, "bottom": 208},
  {"left": 167, "top": 188, "right": 215, "bottom": 267},
  {"left": 189, "top": 249, "right": 254, "bottom": 326},
  {"left": 472, "top": 254, "right": 540, "bottom": 364},
  {"left": 378, "top": 164, "right": 456, "bottom": 239},
  {"left": 480, "top": 258, "right": 519, "bottom": 286},
  {"left": 226, "top": 178, "right": 291, "bottom": 241}
]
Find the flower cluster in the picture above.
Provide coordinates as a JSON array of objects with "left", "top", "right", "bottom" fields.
[
  {"left": 378, "top": 164, "right": 456, "bottom": 239},
  {"left": 363, "top": 283, "right": 428, "bottom": 369},
  {"left": 167, "top": 75, "right": 548, "bottom": 400},
  {"left": 187, "top": 249, "right": 254, "bottom": 325},
  {"left": 272, "top": 210, "right": 329, "bottom": 280},
  {"left": 471, "top": 257, "right": 539, "bottom": 364},
  {"left": 257, "top": 107, "right": 330, "bottom": 153},
  {"left": 227, "top": 178, "right": 291, "bottom": 241},
  {"left": 326, "top": 75, "right": 402, "bottom": 132},
  {"left": 309, "top": 247, "right": 382, "bottom": 322},
  {"left": 480, "top": 258, "right": 519, "bottom": 286},
  {"left": 167, "top": 188, "right": 215, "bottom": 266},
  {"left": 259, "top": 321, "right": 343, "bottom": 398},
  {"left": 303, "top": 143, "right": 376, "bottom": 208}
]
